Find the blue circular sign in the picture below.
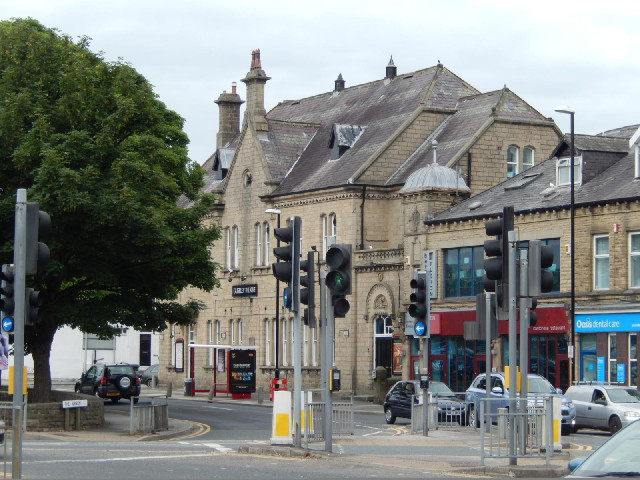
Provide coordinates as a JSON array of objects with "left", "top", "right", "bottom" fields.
[
  {"left": 2, "top": 316, "right": 13, "bottom": 333},
  {"left": 414, "top": 321, "right": 425, "bottom": 336}
]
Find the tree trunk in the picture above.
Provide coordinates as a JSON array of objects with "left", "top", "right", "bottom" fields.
[{"left": 25, "top": 316, "right": 56, "bottom": 403}]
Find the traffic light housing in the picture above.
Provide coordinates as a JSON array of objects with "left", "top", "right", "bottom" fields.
[
  {"left": 529, "top": 297, "right": 538, "bottom": 326},
  {"left": 326, "top": 244, "right": 351, "bottom": 318},
  {"left": 528, "top": 240, "right": 555, "bottom": 296},
  {"left": 25, "top": 202, "right": 51, "bottom": 276},
  {"left": 1, "top": 265, "right": 15, "bottom": 333},
  {"left": 483, "top": 206, "right": 514, "bottom": 318},
  {"left": 300, "top": 251, "right": 315, "bottom": 327},
  {"left": 272, "top": 216, "right": 301, "bottom": 311},
  {"left": 408, "top": 271, "right": 429, "bottom": 336},
  {"left": 25, "top": 288, "right": 43, "bottom": 327}
]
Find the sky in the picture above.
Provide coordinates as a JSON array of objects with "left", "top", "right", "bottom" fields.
[{"left": 3, "top": 0, "right": 640, "bottom": 165}]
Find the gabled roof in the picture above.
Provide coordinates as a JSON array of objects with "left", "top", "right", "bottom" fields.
[
  {"left": 427, "top": 131, "right": 639, "bottom": 224},
  {"left": 264, "top": 65, "right": 480, "bottom": 196}
]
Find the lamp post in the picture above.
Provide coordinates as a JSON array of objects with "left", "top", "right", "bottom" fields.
[
  {"left": 265, "top": 208, "right": 281, "bottom": 379},
  {"left": 555, "top": 106, "right": 575, "bottom": 386}
]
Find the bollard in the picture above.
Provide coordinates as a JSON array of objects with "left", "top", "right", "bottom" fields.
[
  {"left": 270, "top": 390, "right": 293, "bottom": 445},
  {"left": 166, "top": 382, "right": 172, "bottom": 398},
  {"left": 498, "top": 407, "right": 507, "bottom": 439},
  {"left": 207, "top": 385, "right": 214, "bottom": 402}
]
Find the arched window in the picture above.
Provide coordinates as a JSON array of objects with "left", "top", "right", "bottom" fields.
[
  {"left": 232, "top": 226, "right": 239, "bottom": 269},
  {"left": 523, "top": 147, "right": 534, "bottom": 171},
  {"left": 263, "top": 222, "right": 270, "bottom": 266},
  {"left": 225, "top": 227, "right": 231, "bottom": 271},
  {"left": 507, "top": 145, "right": 518, "bottom": 178},
  {"left": 207, "top": 320, "right": 213, "bottom": 365},
  {"left": 265, "top": 319, "right": 271, "bottom": 366},
  {"left": 281, "top": 319, "right": 288, "bottom": 366},
  {"left": 255, "top": 223, "right": 262, "bottom": 266},
  {"left": 237, "top": 319, "right": 243, "bottom": 346},
  {"left": 215, "top": 320, "right": 221, "bottom": 344}
]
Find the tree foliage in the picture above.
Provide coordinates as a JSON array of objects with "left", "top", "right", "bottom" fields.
[{"left": 0, "top": 18, "right": 221, "bottom": 400}]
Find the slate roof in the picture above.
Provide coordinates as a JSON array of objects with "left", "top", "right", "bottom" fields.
[
  {"left": 264, "top": 65, "right": 480, "bottom": 196},
  {"left": 426, "top": 130, "right": 640, "bottom": 224}
]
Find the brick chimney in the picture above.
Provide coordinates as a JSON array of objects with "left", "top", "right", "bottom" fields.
[
  {"left": 214, "top": 82, "right": 244, "bottom": 148},
  {"left": 241, "top": 49, "right": 270, "bottom": 132},
  {"left": 334, "top": 73, "right": 345, "bottom": 92}
]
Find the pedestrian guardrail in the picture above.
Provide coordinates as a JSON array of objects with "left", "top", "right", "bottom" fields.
[
  {"left": 476, "top": 396, "right": 554, "bottom": 465},
  {"left": 129, "top": 395, "right": 168, "bottom": 434},
  {"left": 302, "top": 390, "right": 354, "bottom": 446},
  {"left": 410, "top": 392, "right": 469, "bottom": 433}
]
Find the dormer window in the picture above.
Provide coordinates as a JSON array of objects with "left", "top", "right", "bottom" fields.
[
  {"left": 328, "top": 123, "right": 365, "bottom": 160},
  {"left": 556, "top": 155, "right": 582, "bottom": 186}
]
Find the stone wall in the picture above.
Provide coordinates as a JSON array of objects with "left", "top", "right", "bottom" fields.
[{"left": 0, "top": 390, "right": 103, "bottom": 431}]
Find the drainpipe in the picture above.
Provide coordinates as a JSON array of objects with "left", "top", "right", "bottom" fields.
[
  {"left": 467, "top": 152, "right": 472, "bottom": 189},
  {"left": 360, "top": 186, "right": 366, "bottom": 250}
]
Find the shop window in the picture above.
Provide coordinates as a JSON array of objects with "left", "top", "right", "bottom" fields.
[
  {"left": 443, "top": 246, "right": 484, "bottom": 298},
  {"left": 630, "top": 233, "right": 640, "bottom": 288},
  {"left": 630, "top": 334, "right": 637, "bottom": 386},
  {"left": 594, "top": 235, "right": 610, "bottom": 290},
  {"left": 609, "top": 333, "right": 617, "bottom": 383}
]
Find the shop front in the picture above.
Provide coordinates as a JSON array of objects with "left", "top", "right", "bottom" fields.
[
  {"left": 409, "top": 306, "right": 570, "bottom": 392},
  {"left": 575, "top": 311, "right": 639, "bottom": 387}
]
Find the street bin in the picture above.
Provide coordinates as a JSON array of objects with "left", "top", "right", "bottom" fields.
[{"left": 184, "top": 378, "right": 195, "bottom": 396}]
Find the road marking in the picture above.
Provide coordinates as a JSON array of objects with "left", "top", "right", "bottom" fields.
[
  {"left": 27, "top": 453, "right": 215, "bottom": 464},
  {"left": 163, "top": 419, "right": 210, "bottom": 441},
  {"left": 201, "top": 443, "right": 234, "bottom": 452}
]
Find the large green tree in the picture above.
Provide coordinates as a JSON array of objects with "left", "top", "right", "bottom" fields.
[{"left": 0, "top": 18, "right": 221, "bottom": 401}]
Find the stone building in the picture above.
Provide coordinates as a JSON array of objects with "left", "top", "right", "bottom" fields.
[{"left": 159, "top": 50, "right": 564, "bottom": 396}]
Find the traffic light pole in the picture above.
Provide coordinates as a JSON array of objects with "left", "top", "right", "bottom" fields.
[
  {"left": 13, "top": 189, "right": 27, "bottom": 479},
  {"left": 507, "top": 230, "right": 517, "bottom": 466},
  {"left": 484, "top": 292, "right": 492, "bottom": 433},
  {"left": 321, "top": 270, "right": 334, "bottom": 453},
  {"left": 519, "top": 249, "right": 530, "bottom": 455}
]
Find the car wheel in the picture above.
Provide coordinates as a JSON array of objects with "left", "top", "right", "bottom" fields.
[
  {"left": 147, "top": 379, "right": 153, "bottom": 387},
  {"left": 74, "top": 383, "right": 81, "bottom": 393},
  {"left": 93, "top": 388, "right": 100, "bottom": 397},
  {"left": 561, "top": 425, "right": 572, "bottom": 436},
  {"left": 609, "top": 416, "right": 622, "bottom": 435},
  {"left": 384, "top": 407, "right": 396, "bottom": 424}
]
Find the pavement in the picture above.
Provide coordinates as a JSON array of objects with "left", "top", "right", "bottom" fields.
[{"left": 22, "top": 383, "right": 579, "bottom": 478}]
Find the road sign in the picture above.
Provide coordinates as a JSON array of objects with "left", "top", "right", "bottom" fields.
[
  {"left": 414, "top": 321, "right": 426, "bottom": 336},
  {"left": 1, "top": 317, "right": 13, "bottom": 333}
]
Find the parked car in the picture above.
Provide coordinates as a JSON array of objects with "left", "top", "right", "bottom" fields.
[
  {"left": 383, "top": 380, "right": 468, "bottom": 425},
  {"left": 565, "top": 384, "right": 640, "bottom": 435},
  {"left": 140, "top": 364, "right": 159, "bottom": 387},
  {"left": 566, "top": 419, "right": 640, "bottom": 477},
  {"left": 74, "top": 363, "right": 141, "bottom": 403},
  {"left": 465, "top": 372, "right": 576, "bottom": 435}
]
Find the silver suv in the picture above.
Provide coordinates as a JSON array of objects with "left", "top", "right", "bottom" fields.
[{"left": 565, "top": 384, "right": 640, "bottom": 434}]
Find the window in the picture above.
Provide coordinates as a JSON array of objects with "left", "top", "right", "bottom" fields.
[
  {"left": 263, "top": 222, "right": 270, "bottom": 266},
  {"left": 374, "top": 315, "right": 393, "bottom": 377},
  {"left": 630, "top": 334, "right": 637, "bottom": 387},
  {"left": 232, "top": 226, "right": 239, "bottom": 270},
  {"left": 170, "top": 324, "right": 176, "bottom": 366},
  {"left": 523, "top": 147, "right": 534, "bottom": 171},
  {"left": 311, "top": 326, "right": 318, "bottom": 367},
  {"left": 207, "top": 320, "right": 213, "bottom": 365},
  {"left": 538, "top": 239, "right": 561, "bottom": 292},
  {"left": 230, "top": 319, "right": 235, "bottom": 345},
  {"left": 322, "top": 213, "right": 336, "bottom": 259},
  {"left": 237, "top": 319, "right": 243, "bottom": 346},
  {"left": 225, "top": 227, "right": 231, "bottom": 271},
  {"left": 556, "top": 155, "right": 582, "bottom": 186},
  {"left": 507, "top": 145, "right": 518, "bottom": 178},
  {"left": 255, "top": 223, "right": 262, "bottom": 266},
  {"left": 594, "top": 235, "right": 610, "bottom": 290},
  {"left": 609, "top": 333, "right": 617, "bottom": 383},
  {"left": 188, "top": 324, "right": 195, "bottom": 344},
  {"left": 303, "top": 325, "right": 309, "bottom": 367},
  {"left": 281, "top": 319, "right": 288, "bottom": 367},
  {"left": 265, "top": 319, "right": 271, "bottom": 366},
  {"left": 630, "top": 233, "right": 640, "bottom": 288},
  {"left": 215, "top": 320, "right": 221, "bottom": 344},
  {"left": 443, "top": 246, "right": 484, "bottom": 298}
]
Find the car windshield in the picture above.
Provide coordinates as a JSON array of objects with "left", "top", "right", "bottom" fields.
[
  {"left": 108, "top": 366, "right": 134, "bottom": 375},
  {"left": 572, "top": 420, "right": 640, "bottom": 477},
  {"left": 429, "top": 383, "right": 455, "bottom": 396},
  {"left": 606, "top": 388, "right": 640, "bottom": 404},
  {"left": 526, "top": 376, "right": 556, "bottom": 394}
]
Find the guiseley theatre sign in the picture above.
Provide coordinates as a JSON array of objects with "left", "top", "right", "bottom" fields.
[{"left": 232, "top": 284, "right": 258, "bottom": 297}]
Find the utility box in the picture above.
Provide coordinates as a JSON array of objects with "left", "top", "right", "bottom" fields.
[{"left": 329, "top": 369, "right": 341, "bottom": 392}]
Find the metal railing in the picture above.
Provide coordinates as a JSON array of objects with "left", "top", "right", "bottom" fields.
[
  {"left": 302, "top": 390, "right": 354, "bottom": 446},
  {"left": 129, "top": 395, "right": 169, "bottom": 435},
  {"left": 476, "top": 396, "right": 553, "bottom": 465},
  {"left": 410, "top": 392, "right": 469, "bottom": 433}
]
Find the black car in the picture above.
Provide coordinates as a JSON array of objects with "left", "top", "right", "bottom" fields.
[
  {"left": 383, "top": 380, "right": 468, "bottom": 425},
  {"left": 140, "top": 364, "right": 159, "bottom": 387},
  {"left": 75, "top": 363, "right": 141, "bottom": 403}
]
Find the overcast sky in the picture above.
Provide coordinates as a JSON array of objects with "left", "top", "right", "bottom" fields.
[{"left": 4, "top": 0, "right": 640, "bottom": 165}]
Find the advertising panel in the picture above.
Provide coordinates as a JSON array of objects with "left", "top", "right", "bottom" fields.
[{"left": 229, "top": 349, "right": 256, "bottom": 394}]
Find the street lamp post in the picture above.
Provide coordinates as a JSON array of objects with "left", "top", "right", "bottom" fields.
[
  {"left": 555, "top": 107, "right": 575, "bottom": 385},
  {"left": 265, "top": 208, "right": 281, "bottom": 379}
]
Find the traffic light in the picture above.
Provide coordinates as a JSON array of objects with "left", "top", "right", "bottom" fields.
[
  {"left": 25, "top": 288, "right": 43, "bottom": 327},
  {"left": 300, "top": 251, "right": 315, "bottom": 327},
  {"left": 326, "top": 244, "right": 351, "bottom": 318},
  {"left": 528, "top": 240, "right": 555, "bottom": 296},
  {"left": 464, "top": 293, "right": 496, "bottom": 340},
  {"left": 1, "top": 265, "right": 15, "bottom": 333},
  {"left": 25, "top": 202, "right": 51, "bottom": 275},
  {"left": 483, "top": 206, "right": 514, "bottom": 318},
  {"left": 408, "top": 271, "right": 429, "bottom": 336},
  {"left": 529, "top": 297, "right": 538, "bottom": 327},
  {"left": 272, "top": 216, "right": 301, "bottom": 311}
]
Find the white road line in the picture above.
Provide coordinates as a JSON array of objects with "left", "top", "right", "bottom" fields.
[{"left": 27, "top": 453, "right": 214, "bottom": 464}]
